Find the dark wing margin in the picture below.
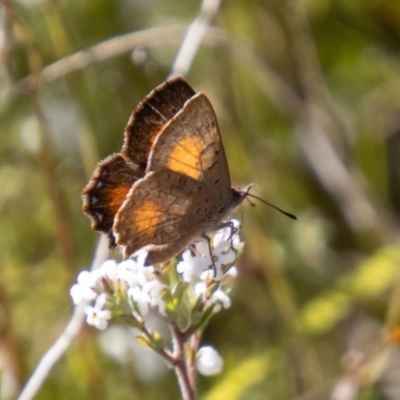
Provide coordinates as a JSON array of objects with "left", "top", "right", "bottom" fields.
[
  {"left": 122, "top": 77, "right": 196, "bottom": 170},
  {"left": 82, "top": 154, "right": 140, "bottom": 247}
]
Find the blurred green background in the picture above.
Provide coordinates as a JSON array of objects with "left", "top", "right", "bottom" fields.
[{"left": 1, "top": 0, "right": 400, "bottom": 399}]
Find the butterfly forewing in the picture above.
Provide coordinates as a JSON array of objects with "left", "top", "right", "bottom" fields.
[{"left": 147, "top": 93, "right": 232, "bottom": 207}]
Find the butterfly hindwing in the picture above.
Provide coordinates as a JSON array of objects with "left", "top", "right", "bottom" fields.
[
  {"left": 82, "top": 154, "right": 140, "bottom": 247},
  {"left": 113, "top": 169, "right": 222, "bottom": 260}
]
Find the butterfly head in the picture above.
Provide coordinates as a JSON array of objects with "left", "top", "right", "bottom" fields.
[{"left": 231, "top": 184, "right": 252, "bottom": 209}]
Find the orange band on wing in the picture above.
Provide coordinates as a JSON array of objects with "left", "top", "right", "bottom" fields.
[
  {"left": 132, "top": 200, "right": 162, "bottom": 235},
  {"left": 106, "top": 183, "right": 133, "bottom": 214},
  {"left": 167, "top": 136, "right": 203, "bottom": 180}
]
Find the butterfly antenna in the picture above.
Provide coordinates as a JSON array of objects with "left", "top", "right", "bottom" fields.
[{"left": 247, "top": 193, "right": 297, "bottom": 220}]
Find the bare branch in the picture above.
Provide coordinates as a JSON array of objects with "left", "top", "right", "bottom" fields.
[
  {"left": 169, "top": 0, "right": 221, "bottom": 78},
  {"left": 17, "top": 236, "right": 109, "bottom": 400},
  {"left": 17, "top": 25, "right": 188, "bottom": 87},
  {"left": 280, "top": 0, "right": 396, "bottom": 241}
]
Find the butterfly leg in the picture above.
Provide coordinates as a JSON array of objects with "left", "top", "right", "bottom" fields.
[
  {"left": 216, "top": 221, "right": 238, "bottom": 252},
  {"left": 201, "top": 233, "right": 217, "bottom": 277}
]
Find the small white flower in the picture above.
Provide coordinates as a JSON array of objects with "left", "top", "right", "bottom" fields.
[
  {"left": 177, "top": 220, "right": 242, "bottom": 282},
  {"left": 177, "top": 242, "right": 211, "bottom": 282},
  {"left": 70, "top": 271, "right": 98, "bottom": 305},
  {"left": 142, "top": 280, "right": 166, "bottom": 296},
  {"left": 214, "top": 219, "right": 240, "bottom": 245},
  {"left": 99, "top": 259, "right": 119, "bottom": 283},
  {"left": 85, "top": 307, "right": 111, "bottom": 330},
  {"left": 84, "top": 293, "right": 111, "bottom": 330},
  {"left": 214, "top": 239, "right": 236, "bottom": 265},
  {"left": 143, "top": 280, "right": 167, "bottom": 312},
  {"left": 194, "top": 281, "right": 207, "bottom": 297},
  {"left": 210, "top": 289, "right": 231, "bottom": 312},
  {"left": 196, "top": 346, "right": 223, "bottom": 376},
  {"left": 200, "top": 266, "right": 223, "bottom": 282},
  {"left": 95, "top": 292, "right": 108, "bottom": 309},
  {"left": 128, "top": 286, "right": 150, "bottom": 316},
  {"left": 118, "top": 259, "right": 146, "bottom": 288},
  {"left": 128, "top": 279, "right": 167, "bottom": 316},
  {"left": 70, "top": 284, "right": 92, "bottom": 305},
  {"left": 77, "top": 270, "right": 97, "bottom": 287},
  {"left": 226, "top": 266, "right": 238, "bottom": 278},
  {"left": 118, "top": 261, "right": 139, "bottom": 287},
  {"left": 194, "top": 282, "right": 231, "bottom": 313},
  {"left": 118, "top": 254, "right": 156, "bottom": 288}
]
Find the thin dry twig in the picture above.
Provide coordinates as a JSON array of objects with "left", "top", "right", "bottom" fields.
[
  {"left": 281, "top": 0, "right": 395, "bottom": 242},
  {"left": 17, "top": 0, "right": 221, "bottom": 87},
  {"left": 17, "top": 235, "right": 110, "bottom": 400},
  {"left": 1, "top": 2, "right": 79, "bottom": 267},
  {"left": 19, "top": 25, "right": 188, "bottom": 87},
  {"left": 169, "top": 0, "right": 221, "bottom": 78}
]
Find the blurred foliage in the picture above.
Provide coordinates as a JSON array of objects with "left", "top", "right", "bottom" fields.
[{"left": 1, "top": 0, "right": 400, "bottom": 399}]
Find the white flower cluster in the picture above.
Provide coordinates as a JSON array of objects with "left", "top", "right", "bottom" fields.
[
  {"left": 177, "top": 220, "right": 242, "bottom": 313},
  {"left": 70, "top": 253, "right": 165, "bottom": 330},
  {"left": 70, "top": 220, "right": 242, "bottom": 331},
  {"left": 177, "top": 219, "right": 241, "bottom": 282}
]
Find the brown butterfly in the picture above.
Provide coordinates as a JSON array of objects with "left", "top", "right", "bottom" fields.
[{"left": 82, "top": 77, "right": 250, "bottom": 266}]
